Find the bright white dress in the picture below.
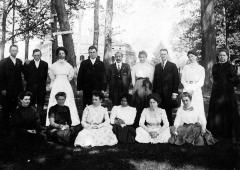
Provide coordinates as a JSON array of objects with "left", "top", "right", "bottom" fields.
[
  {"left": 135, "top": 108, "right": 171, "bottom": 143},
  {"left": 46, "top": 60, "right": 80, "bottom": 126},
  {"left": 110, "top": 106, "right": 136, "bottom": 125},
  {"left": 74, "top": 105, "right": 118, "bottom": 147},
  {"left": 181, "top": 62, "right": 206, "bottom": 119}
]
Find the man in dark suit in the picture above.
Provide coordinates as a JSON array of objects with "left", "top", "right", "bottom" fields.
[
  {"left": 153, "top": 49, "right": 179, "bottom": 126},
  {"left": 77, "top": 45, "right": 106, "bottom": 108},
  {"left": 23, "top": 49, "right": 48, "bottom": 125},
  {"left": 107, "top": 52, "right": 131, "bottom": 105},
  {"left": 0, "top": 44, "right": 24, "bottom": 129}
]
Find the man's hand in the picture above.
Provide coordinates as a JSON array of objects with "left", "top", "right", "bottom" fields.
[
  {"left": 25, "top": 59, "right": 31, "bottom": 65},
  {"left": 27, "top": 130, "right": 36, "bottom": 134},
  {"left": 1, "top": 90, "right": 7, "bottom": 96},
  {"left": 171, "top": 93, "right": 178, "bottom": 100}
]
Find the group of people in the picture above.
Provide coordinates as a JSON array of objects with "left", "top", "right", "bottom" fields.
[{"left": 0, "top": 44, "right": 239, "bottom": 149}]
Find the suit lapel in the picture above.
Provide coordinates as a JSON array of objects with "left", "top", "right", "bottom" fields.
[{"left": 7, "top": 57, "right": 15, "bottom": 67}]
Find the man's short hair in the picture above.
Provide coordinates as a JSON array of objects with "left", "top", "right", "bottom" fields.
[
  {"left": 160, "top": 49, "right": 168, "bottom": 54},
  {"left": 88, "top": 45, "right": 98, "bottom": 52},
  {"left": 9, "top": 44, "right": 18, "bottom": 50},
  {"left": 32, "top": 49, "right": 42, "bottom": 55}
]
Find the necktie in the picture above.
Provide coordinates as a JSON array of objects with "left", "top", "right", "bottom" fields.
[
  {"left": 161, "top": 62, "right": 164, "bottom": 69},
  {"left": 117, "top": 64, "right": 121, "bottom": 70}
]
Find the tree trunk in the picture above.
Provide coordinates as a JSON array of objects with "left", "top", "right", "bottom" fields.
[
  {"left": 51, "top": 0, "right": 58, "bottom": 63},
  {"left": 103, "top": 0, "right": 113, "bottom": 67},
  {"left": 0, "top": 0, "right": 7, "bottom": 60},
  {"left": 24, "top": 0, "right": 30, "bottom": 60},
  {"left": 55, "top": 0, "right": 76, "bottom": 66},
  {"left": 200, "top": 0, "right": 216, "bottom": 89},
  {"left": 93, "top": 0, "right": 100, "bottom": 48},
  {"left": 12, "top": 0, "right": 16, "bottom": 44}
]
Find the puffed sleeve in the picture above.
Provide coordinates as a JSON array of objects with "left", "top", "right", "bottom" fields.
[
  {"left": 139, "top": 108, "right": 147, "bottom": 127},
  {"left": 161, "top": 109, "right": 169, "bottom": 128},
  {"left": 174, "top": 107, "right": 183, "bottom": 128},
  {"left": 181, "top": 65, "right": 189, "bottom": 90},
  {"left": 110, "top": 106, "right": 117, "bottom": 124},
  {"left": 67, "top": 63, "right": 74, "bottom": 81},
  {"left": 81, "top": 106, "right": 90, "bottom": 128},
  {"left": 198, "top": 112, "right": 207, "bottom": 130},
  {"left": 48, "top": 65, "right": 56, "bottom": 82},
  {"left": 131, "top": 65, "right": 136, "bottom": 86},
  {"left": 149, "top": 64, "right": 154, "bottom": 83}
]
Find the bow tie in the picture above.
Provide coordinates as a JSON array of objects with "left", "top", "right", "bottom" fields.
[{"left": 183, "top": 106, "right": 194, "bottom": 111}]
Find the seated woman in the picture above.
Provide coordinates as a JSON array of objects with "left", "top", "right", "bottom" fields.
[
  {"left": 47, "top": 92, "right": 81, "bottom": 145},
  {"left": 135, "top": 93, "right": 171, "bottom": 143},
  {"left": 11, "top": 91, "right": 46, "bottom": 159},
  {"left": 110, "top": 94, "right": 137, "bottom": 143},
  {"left": 74, "top": 91, "right": 118, "bottom": 147},
  {"left": 169, "top": 92, "right": 217, "bottom": 146}
]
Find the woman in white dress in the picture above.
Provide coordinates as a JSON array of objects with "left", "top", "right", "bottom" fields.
[
  {"left": 110, "top": 94, "right": 137, "bottom": 143},
  {"left": 46, "top": 47, "right": 80, "bottom": 126},
  {"left": 181, "top": 50, "right": 205, "bottom": 118},
  {"left": 135, "top": 93, "right": 171, "bottom": 143},
  {"left": 131, "top": 50, "right": 154, "bottom": 127},
  {"left": 169, "top": 92, "right": 217, "bottom": 146},
  {"left": 74, "top": 91, "right": 118, "bottom": 147}
]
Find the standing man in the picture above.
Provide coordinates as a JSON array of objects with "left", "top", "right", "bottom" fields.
[
  {"left": 0, "top": 45, "right": 24, "bottom": 129},
  {"left": 107, "top": 52, "right": 131, "bottom": 105},
  {"left": 77, "top": 45, "right": 106, "bottom": 108},
  {"left": 23, "top": 49, "right": 48, "bottom": 125},
  {"left": 153, "top": 49, "right": 179, "bottom": 126}
]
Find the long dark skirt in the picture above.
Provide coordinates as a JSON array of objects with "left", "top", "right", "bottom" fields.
[
  {"left": 112, "top": 124, "right": 136, "bottom": 143},
  {"left": 132, "top": 78, "right": 152, "bottom": 127},
  {"left": 169, "top": 123, "right": 217, "bottom": 146},
  {"left": 47, "top": 125, "right": 82, "bottom": 145}
]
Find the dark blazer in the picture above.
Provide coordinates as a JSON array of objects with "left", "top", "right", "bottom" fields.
[
  {"left": 107, "top": 63, "right": 131, "bottom": 102},
  {"left": 77, "top": 58, "right": 106, "bottom": 91},
  {"left": 153, "top": 61, "right": 179, "bottom": 107},
  {"left": 0, "top": 57, "right": 23, "bottom": 98},
  {"left": 23, "top": 60, "right": 48, "bottom": 94}
]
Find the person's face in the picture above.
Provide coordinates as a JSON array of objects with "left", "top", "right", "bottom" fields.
[
  {"left": 20, "top": 96, "right": 31, "bottom": 107},
  {"left": 89, "top": 49, "right": 97, "bottom": 59},
  {"left": 182, "top": 96, "right": 191, "bottom": 108},
  {"left": 218, "top": 51, "right": 228, "bottom": 63},
  {"left": 139, "top": 54, "right": 147, "bottom": 63},
  {"left": 115, "top": 53, "right": 123, "bottom": 63},
  {"left": 56, "top": 96, "right": 66, "bottom": 106},
  {"left": 149, "top": 98, "right": 158, "bottom": 109},
  {"left": 58, "top": 50, "right": 66, "bottom": 60},
  {"left": 188, "top": 54, "right": 197, "bottom": 63},
  {"left": 121, "top": 97, "right": 128, "bottom": 107},
  {"left": 92, "top": 95, "right": 101, "bottom": 106},
  {"left": 160, "top": 50, "right": 168, "bottom": 63},
  {"left": 33, "top": 51, "right": 41, "bottom": 61},
  {"left": 9, "top": 46, "right": 18, "bottom": 58}
]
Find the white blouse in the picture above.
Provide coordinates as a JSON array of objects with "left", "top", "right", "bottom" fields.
[
  {"left": 110, "top": 106, "right": 136, "bottom": 125},
  {"left": 174, "top": 106, "right": 207, "bottom": 130},
  {"left": 139, "top": 108, "right": 169, "bottom": 128},
  {"left": 49, "top": 60, "right": 74, "bottom": 82},
  {"left": 181, "top": 62, "right": 205, "bottom": 91},
  {"left": 131, "top": 62, "right": 154, "bottom": 86}
]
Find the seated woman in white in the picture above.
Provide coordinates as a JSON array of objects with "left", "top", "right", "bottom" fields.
[
  {"left": 135, "top": 93, "right": 171, "bottom": 144},
  {"left": 74, "top": 91, "right": 117, "bottom": 147},
  {"left": 110, "top": 94, "right": 137, "bottom": 143},
  {"left": 169, "top": 92, "right": 217, "bottom": 146}
]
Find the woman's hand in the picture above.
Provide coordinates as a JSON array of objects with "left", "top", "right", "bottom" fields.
[{"left": 149, "top": 131, "right": 158, "bottom": 138}]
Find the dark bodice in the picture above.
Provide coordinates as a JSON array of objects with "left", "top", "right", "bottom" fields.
[{"left": 48, "top": 104, "right": 72, "bottom": 126}]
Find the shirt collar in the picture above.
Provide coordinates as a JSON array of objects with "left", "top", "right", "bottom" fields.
[
  {"left": 116, "top": 62, "right": 122, "bottom": 67},
  {"left": 90, "top": 58, "right": 96, "bottom": 64},
  {"left": 10, "top": 56, "right": 16, "bottom": 64}
]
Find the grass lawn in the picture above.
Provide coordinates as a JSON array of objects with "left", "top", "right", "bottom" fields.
[{"left": 0, "top": 136, "right": 239, "bottom": 170}]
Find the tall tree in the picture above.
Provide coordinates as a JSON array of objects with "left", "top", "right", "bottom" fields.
[
  {"left": 51, "top": 0, "right": 58, "bottom": 63},
  {"left": 55, "top": 0, "right": 76, "bottom": 66},
  {"left": 93, "top": 0, "right": 100, "bottom": 48},
  {"left": 103, "top": 0, "right": 113, "bottom": 66},
  {"left": 0, "top": 0, "right": 13, "bottom": 60},
  {"left": 201, "top": 0, "right": 216, "bottom": 89}
]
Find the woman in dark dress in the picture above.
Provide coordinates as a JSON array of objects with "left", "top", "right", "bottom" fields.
[
  {"left": 11, "top": 91, "right": 46, "bottom": 160},
  {"left": 207, "top": 49, "right": 239, "bottom": 140},
  {"left": 47, "top": 92, "right": 81, "bottom": 145}
]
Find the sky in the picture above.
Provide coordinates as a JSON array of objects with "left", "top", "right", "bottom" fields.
[{"left": 2, "top": 0, "right": 182, "bottom": 62}]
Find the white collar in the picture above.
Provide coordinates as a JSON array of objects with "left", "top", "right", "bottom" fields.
[
  {"left": 116, "top": 62, "right": 122, "bottom": 67},
  {"left": 34, "top": 59, "right": 40, "bottom": 63},
  {"left": 10, "top": 56, "right": 16, "bottom": 64},
  {"left": 90, "top": 58, "right": 96, "bottom": 64}
]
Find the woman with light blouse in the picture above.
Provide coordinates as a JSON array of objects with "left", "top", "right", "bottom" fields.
[{"left": 135, "top": 93, "right": 171, "bottom": 143}]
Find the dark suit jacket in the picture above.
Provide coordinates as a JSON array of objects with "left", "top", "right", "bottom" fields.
[
  {"left": 23, "top": 60, "right": 48, "bottom": 94},
  {"left": 107, "top": 63, "right": 131, "bottom": 97},
  {"left": 153, "top": 61, "right": 179, "bottom": 107},
  {"left": 77, "top": 58, "right": 106, "bottom": 92},
  {"left": 0, "top": 57, "right": 23, "bottom": 98}
]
